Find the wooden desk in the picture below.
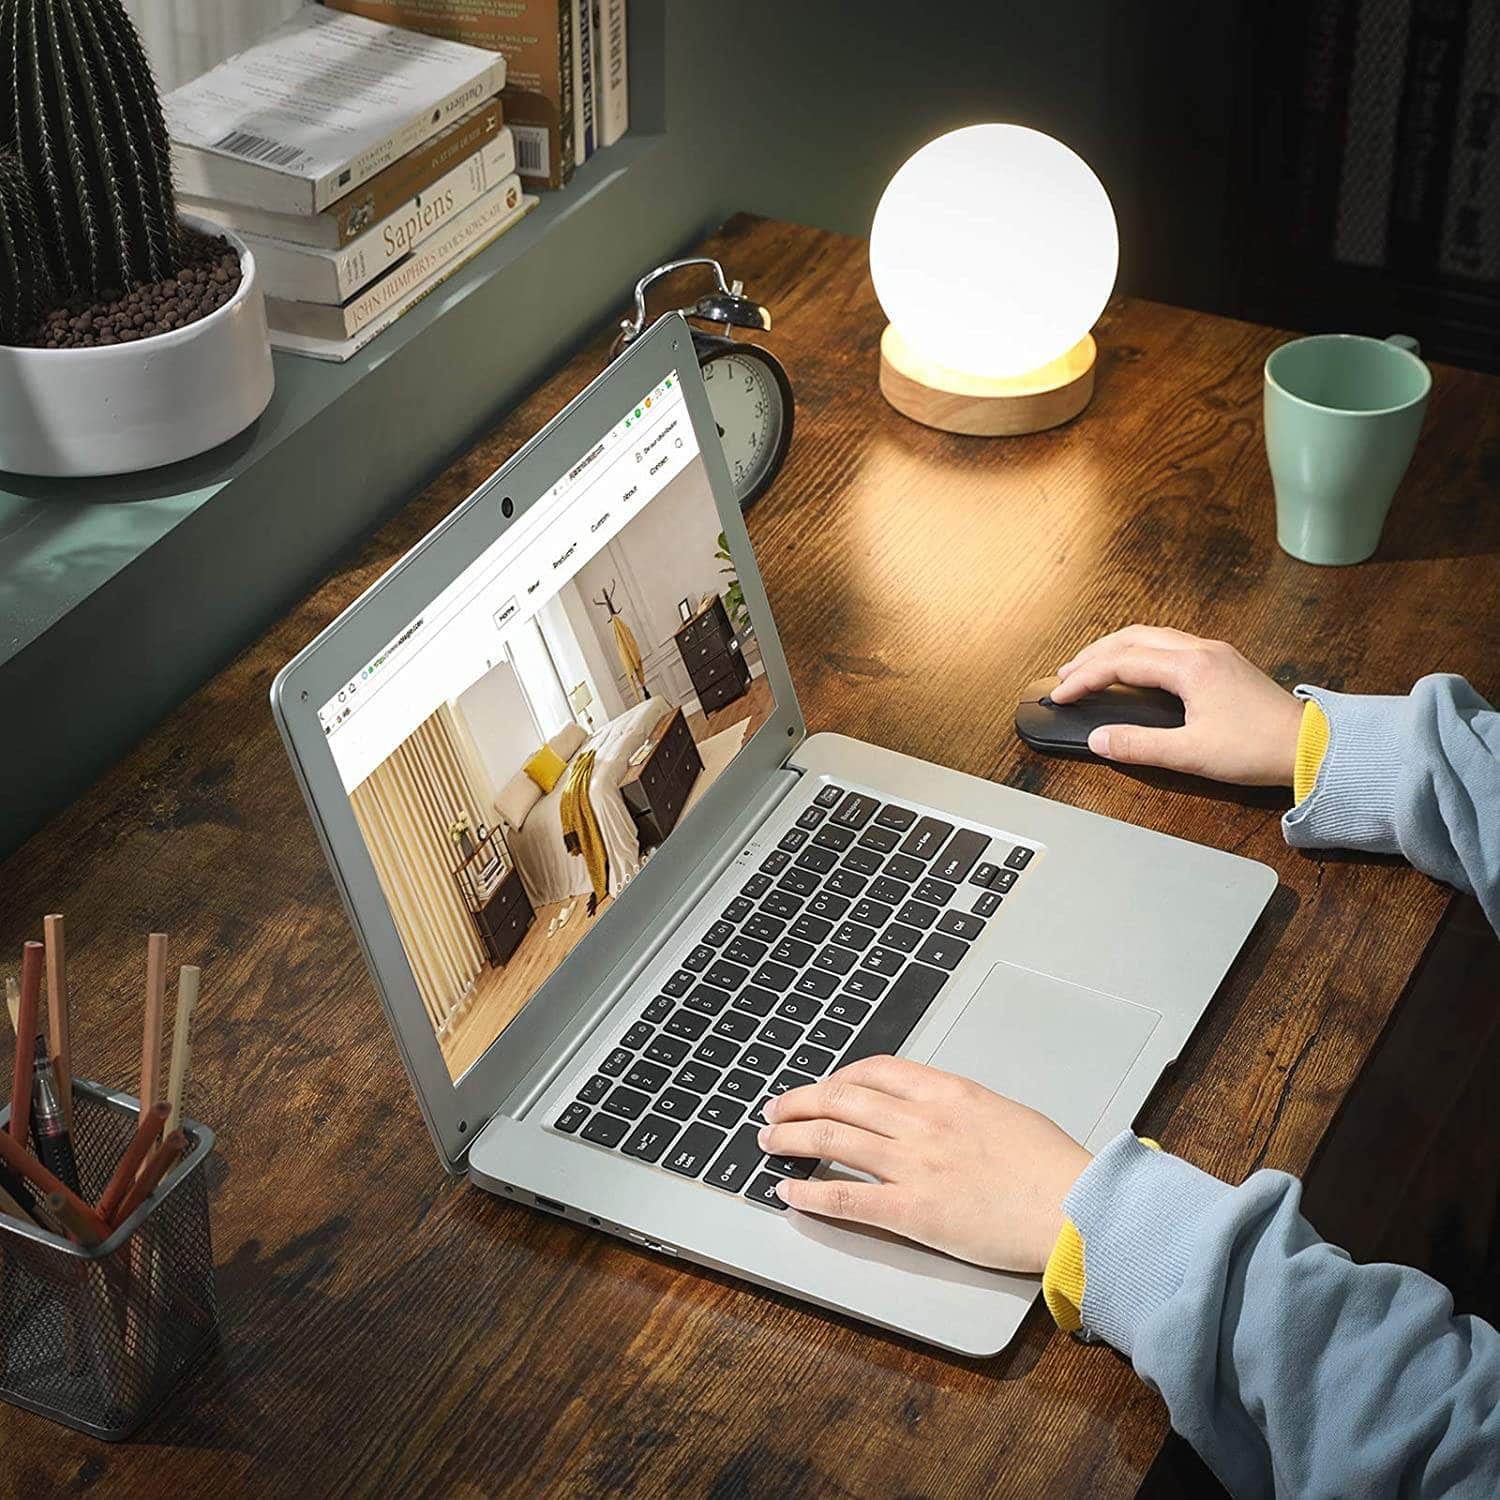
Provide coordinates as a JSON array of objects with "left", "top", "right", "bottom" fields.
[{"left": 2, "top": 215, "right": 1496, "bottom": 1495}]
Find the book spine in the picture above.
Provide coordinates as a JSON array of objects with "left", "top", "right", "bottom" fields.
[
  {"left": 574, "top": 0, "right": 595, "bottom": 162},
  {"left": 1438, "top": 0, "right": 1499, "bottom": 281},
  {"left": 559, "top": 0, "right": 577, "bottom": 183},
  {"left": 599, "top": 0, "right": 628, "bottom": 147}
]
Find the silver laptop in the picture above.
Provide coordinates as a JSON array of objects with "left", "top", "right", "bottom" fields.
[{"left": 271, "top": 312, "right": 1275, "bottom": 1356}]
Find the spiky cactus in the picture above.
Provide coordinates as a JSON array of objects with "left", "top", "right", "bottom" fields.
[
  {"left": 0, "top": 0, "right": 179, "bottom": 302},
  {"left": 0, "top": 148, "right": 50, "bottom": 341}
]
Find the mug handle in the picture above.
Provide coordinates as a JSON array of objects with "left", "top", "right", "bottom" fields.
[{"left": 1385, "top": 334, "right": 1421, "bottom": 355}]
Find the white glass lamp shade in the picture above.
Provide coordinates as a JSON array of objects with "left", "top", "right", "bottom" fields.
[{"left": 870, "top": 124, "right": 1118, "bottom": 380}]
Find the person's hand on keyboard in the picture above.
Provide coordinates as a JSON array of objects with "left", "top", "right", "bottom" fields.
[
  {"left": 1049, "top": 624, "right": 1303, "bottom": 785},
  {"left": 757, "top": 1054, "right": 1091, "bottom": 1273}
]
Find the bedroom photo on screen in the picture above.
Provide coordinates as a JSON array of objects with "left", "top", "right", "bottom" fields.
[{"left": 320, "top": 376, "right": 774, "bottom": 1079}]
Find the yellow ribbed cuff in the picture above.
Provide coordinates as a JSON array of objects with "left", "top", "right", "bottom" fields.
[{"left": 1293, "top": 700, "right": 1330, "bottom": 805}]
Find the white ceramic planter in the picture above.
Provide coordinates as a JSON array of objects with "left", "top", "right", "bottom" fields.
[{"left": 0, "top": 215, "right": 275, "bottom": 478}]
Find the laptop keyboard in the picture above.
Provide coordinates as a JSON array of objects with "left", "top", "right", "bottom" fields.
[{"left": 551, "top": 784, "right": 1035, "bottom": 1209}]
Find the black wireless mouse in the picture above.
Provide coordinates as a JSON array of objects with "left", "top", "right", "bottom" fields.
[{"left": 1015, "top": 676, "right": 1186, "bottom": 757}]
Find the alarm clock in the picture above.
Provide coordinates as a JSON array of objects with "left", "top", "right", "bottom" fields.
[{"left": 612, "top": 257, "right": 794, "bottom": 512}]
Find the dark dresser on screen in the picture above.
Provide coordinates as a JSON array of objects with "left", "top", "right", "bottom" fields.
[
  {"left": 455, "top": 832, "right": 535, "bottom": 966},
  {"left": 674, "top": 594, "right": 750, "bottom": 715},
  {"left": 620, "top": 705, "right": 702, "bottom": 848}
]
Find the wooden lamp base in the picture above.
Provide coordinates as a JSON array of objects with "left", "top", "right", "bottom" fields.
[{"left": 878, "top": 325, "right": 1097, "bottom": 436}]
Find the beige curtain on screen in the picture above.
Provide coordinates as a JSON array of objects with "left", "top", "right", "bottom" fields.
[{"left": 349, "top": 705, "right": 490, "bottom": 1033}]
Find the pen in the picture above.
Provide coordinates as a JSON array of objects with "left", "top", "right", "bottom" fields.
[
  {"left": 43, "top": 913, "right": 72, "bottom": 1130},
  {"left": 30, "top": 1035, "right": 82, "bottom": 1195},
  {"left": 9, "top": 941, "right": 42, "bottom": 1143}
]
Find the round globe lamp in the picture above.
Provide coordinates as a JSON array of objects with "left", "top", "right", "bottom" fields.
[{"left": 870, "top": 124, "right": 1118, "bottom": 436}]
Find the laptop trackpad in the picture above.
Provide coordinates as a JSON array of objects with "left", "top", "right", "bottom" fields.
[{"left": 925, "top": 964, "right": 1162, "bottom": 1142}]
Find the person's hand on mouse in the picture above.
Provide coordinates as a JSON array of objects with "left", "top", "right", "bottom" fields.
[
  {"left": 758, "top": 1055, "right": 1092, "bottom": 1272},
  {"left": 1048, "top": 625, "right": 1304, "bottom": 785}
]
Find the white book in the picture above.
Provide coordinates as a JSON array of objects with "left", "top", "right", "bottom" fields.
[
  {"left": 598, "top": 0, "right": 628, "bottom": 148},
  {"left": 572, "top": 0, "right": 595, "bottom": 166},
  {"left": 266, "top": 177, "right": 528, "bottom": 342},
  {"left": 270, "top": 194, "right": 537, "bottom": 363},
  {"left": 164, "top": 5, "right": 506, "bottom": 215},
  {"left": 242, "top": 130, "right": 516, "bottom": 303}
]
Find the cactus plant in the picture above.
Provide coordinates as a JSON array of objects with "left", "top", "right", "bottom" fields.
[
  {"left": 0, "top": 0, "right": 179, "bottom": 302},
  {"left": 0, "top": 148, "right": 50, "bottom": 342}
]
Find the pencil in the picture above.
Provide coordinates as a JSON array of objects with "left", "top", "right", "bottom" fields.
[
  {"left": 47, "top": 1191, "right": 105, "bottom": 1249},
  {"left": 164, "top": 965, "right": 199, "bottom": 1138},
  {"left": 0, "top": 1127, "right": 110, "bottom": 1238},
  {"left": 4, "top": 975, "right": 17, "bottom": 1035},
  {"left": 97, "top": 1102, "right": 168, "bottom": 1223},
  {"left": 10, "top": 941, "right": 42, "bottom": 1143},
  {"left": 109, "top": 1129, "right": 187, "bottom": 1229},
  {"left": 43, "top": 913, "right": 72, "bottom": 1129},
  {"left": 140, "top": 932, "right": 168, "bottom": 1112}
]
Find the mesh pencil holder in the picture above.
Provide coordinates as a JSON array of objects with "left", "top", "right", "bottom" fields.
[{"left": 0, "top": 1079, "right": 218, "bottom": 1440}]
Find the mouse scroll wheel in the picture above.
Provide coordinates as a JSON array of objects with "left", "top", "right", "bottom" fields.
[{"left": 1039, "top": 695, "right": 1055, "bottom": 708}]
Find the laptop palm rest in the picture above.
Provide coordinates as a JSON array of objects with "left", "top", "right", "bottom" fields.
[{"left": 923, "top": 964, "right": 1162, "bottom": 1142}]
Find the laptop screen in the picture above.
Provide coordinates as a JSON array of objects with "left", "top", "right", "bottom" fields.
[{"left": 319, "top": 370, "right": 771, "bottom": 1081}]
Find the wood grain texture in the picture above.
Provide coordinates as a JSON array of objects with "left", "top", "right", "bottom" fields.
[{"left": 0, "top": 214, "right": 1496, "bottom": 1497}]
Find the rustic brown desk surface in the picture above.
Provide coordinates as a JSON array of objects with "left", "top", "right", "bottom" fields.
[{"left": 4, "top": 215, "right": 1497, "bottom": 1496}]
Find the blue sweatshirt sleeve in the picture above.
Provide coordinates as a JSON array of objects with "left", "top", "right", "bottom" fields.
[
  {"left": 1066, "top": 1134, "right": 1500, "bottom": 1498},
  {"left": 1282, "top": 674, "right": 1500, "bottom": 933}
]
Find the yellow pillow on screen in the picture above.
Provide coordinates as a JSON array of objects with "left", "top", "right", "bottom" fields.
[{"left": 524, "top": 744, "right": 567, "bottom": 793}]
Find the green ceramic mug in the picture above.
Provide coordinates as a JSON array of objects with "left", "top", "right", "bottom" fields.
[{"left": 1263, "top": 332, "right": 1431, "bottom": 565}]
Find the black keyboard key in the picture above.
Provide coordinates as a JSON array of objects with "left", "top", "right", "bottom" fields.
[
  {"left": 704, "top": 919, "right": 736, "bottom": 947},
  {"left": 795, "top": 845, "right": 838, "bottom": 875},
  {"left": 776, "top": 994, "right": 821, "bottom": 1025},
  {"left": 705, "top": 1126, "right": 765, "bottom": 1192},
  {"left": 827, "top": 994, "right": 874, "bottom": 1025},
  {"left": 694, "top": 1035, "right": 740, "bottom": 1068},
  {"left": 794, "top": 968, "right": 838, "bottom": 998},
  {"left": 645, "top": 1034, "right": 690, "bottom": 1066},
  {"left": 990, "top": 868, "right": 1019, "bottom": 893},
  {"left": 938, "top": 910, "right": 986, "bottom": 941},
  {"left": 556, "top": 1101, "right": 589, "bottom": 1133},
  {"left": 656, "top": 1086, "right": 700, "bottom": 1120},
  {"left": 749, "top": 1095, "right": 774, "bottom": 1125},
  {"left": 577, "top": 1074, "right": 611, "bottom": 1104},
  {"left": 602, "top": 1085, "right": 651, "bottom": 1120},
  {"left": 972, "top": 890, "right": 1002, "bottom": 917},
  {"left": 831, "top": 791, "right": 880, "bottom": 828},
  {"left": 779, "top": 827, "right": 809, "bottom": 852},
  {"left": 752, "top": 960, "right": 798, "bottom": 991},
  {"left": 814, "top": 783, "right": 845, "bottom": 808},
  {"left": 700, "top": 1094, "right": 746, "bottom": 1129},
  {"left": 915, "top": 933, "right": 969, "bottom": 971},
  {"left": 664, "top": 1122, "right": 726, "bottom": 1177},
  {"left": 733, "top": 984, "right": 778, "bottom": 1017},
  {"left": 724, "top": 935, "right": 767, "bottom": 967},
  {"left": 741, "top": 873, "right": 772, "bottom": 898},
  {"left": 778, "top": 866, "right": 820, "bottom": 897},
  {"left": 868, "top": 876, "right": 910, "bottom": 906},
  {"left": 914, "top": 876, "right": 957, "bottom": 906},
  {"left": 790, "top": 1042, "right": 836, "bottom": 1075},
  {"left": 719, "top": 1068, "right": 763, "bottom": 1098},
  {"left": 826, "top": 868, "right": 868, "bottom": 898},
  {"left": 663, "top": 969, "right": 694, "bottom": 998},
  {"left": 761, "top": 849, "right": 791, "bottom": 875},
  {"left": 812, "top": 823, "right": 855, "bottom": 852},
  {"left": 722, "top": 896, "right": 754, "bottom": 923},
  {"left": 790, "top": 913, "right": 833, "bottom": 944},
  {"left": 766, "top": 1154, "right": 817, "bottom": 1179},
  {"left": 814, "top": 943, "right": 859, "bottom": 975},
  {"left": 841, "top": 971, "right": 888, "bottom": 1001},
  {"left": 770, "top": 936, "right": 815, "bottom": 968},
  {"left": 582, "top": 1112, "right": 630, "bottom": 1148},
  {"left": 858, "top": 824, "right": 900, "bottom": 854},
  {"left": 674, "top": 1061, "right": 723, "bottom": 1094},
  {"left": 879, "top": 923, "right": 922, "bottom": 954},
  {"left": 843, "top": 962, "right": 948, "bottom": 1066},
  {"left": 769, "top": 1068, "right": 816, "bottom": 1096},
  {"left": 704, "top": 960, "right": 749, "bottom": 992},
  {"left": 624, "top": 1059, "right": 670, "bottom": 1093},
  {"left": 842, "top": 846, "right": 884, "bottom": 877},
  {"left": 761, "top": 889, "right": 802, "bottom": 920},
  {"left": 862, "top": 946, "right": 905, "bottom": 977},
  {"left": 807, "top": 890, "right": 851, "bottom": 921},
  {"left": 600, "top": 1047, "right": 633, "bottom": 1075},
  {"left": 830, "top": 920, "right": 876, "bottom": 951},
  {"left": 664, "top": 1010, "right": 709, "bottom": 1041},
  {"left": 684, "top": 984, "right": 730, "bottom": 1016},
  {"left": 1006, "top": 846, "right": 1035, "bottom": 870},
  {"left": 642, "top": 994, "right": 673, "bottom": 1023},
  {"left": 808, "top": 1017, "right": 853, "bottom": 1050},
  {"left": 623, "top": 1114, "right": 680, "bottom": 1163},
  {"left": 747, "top": 1171, "right": 790, "bottom": 1209},
  {"left": 896, "top": 899, "right": 939, "bottom": 929},
  {"left": 760, "top": 1017, "right": 802, "bottom": 1049},
  {"left": 741, "top": 1042, "right": 786, "bottom": 1075},
  {"left": 971, "top": 862, "right": 1001, "bottom": 889},
  {"left": 713, "top": 1009, "right": 758, "bottom": 1042},
  {"left": 683, "top": 944, "right": 714, "bottom": 972},
  {"left": 743, "top": 911, "right": 786, "bottom": 943},
  {"left": 874, "top": 803, "right": 918, "bottom": 832},
  {"left": 884, "top": 854, "right": 926, "bottom": 884},
  {"left": 797, "top": 805, "right": 827, "bottom": 829},
  {"left": 849, "top": 899, "right": 893, "bottom": 929},
  {"left": 900, "top": 816, "right": 954, "bottom": 861},
  {"left": 932, "top": 828, "right": 991, "bottom": 884}
]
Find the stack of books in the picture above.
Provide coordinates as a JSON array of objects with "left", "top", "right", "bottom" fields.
[{"left": 163, "top": 4, "right": 536, "bottom": 362}]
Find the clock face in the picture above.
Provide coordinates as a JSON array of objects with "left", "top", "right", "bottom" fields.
[{"left": 701, "top": 348, "right": 787, "bottom": 504}]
